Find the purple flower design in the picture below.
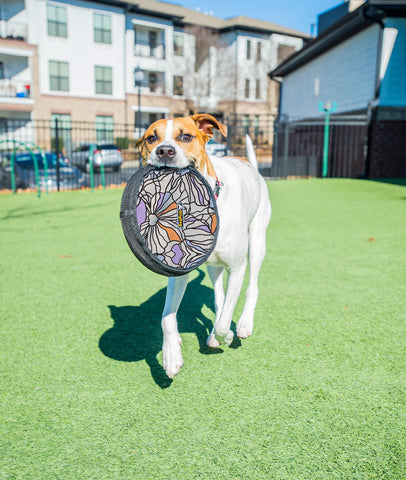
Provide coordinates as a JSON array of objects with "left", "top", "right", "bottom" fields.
[{"left": 135, "top": 168, "right": 217, "bottom": 269}]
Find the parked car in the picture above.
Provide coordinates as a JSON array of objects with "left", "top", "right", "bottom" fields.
[
  {"left": 205, "top": 139, "right": 228, "bottom": 157},
  {"left": 0, "top": 152, "right": 85, "bottom": 191},
  {"left": 70, "top": 143, "right": 123, "bottom": 172}
]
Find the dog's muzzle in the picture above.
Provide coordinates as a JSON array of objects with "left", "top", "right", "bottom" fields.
[{"left": 156, "top": 144, "right": 176, "bottom": 163}]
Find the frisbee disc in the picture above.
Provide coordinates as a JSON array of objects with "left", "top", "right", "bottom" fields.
[{"left": 120, "top": 165, "right": 219, "bottom": 276}]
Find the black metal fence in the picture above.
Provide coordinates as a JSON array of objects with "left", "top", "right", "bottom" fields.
[
  {"left": 0, "top": 113, "right": 370, "bottom": 193},
  {"left": 0, "top": 115, "right": 275, "bottom": 192},
  {"left": 272, "top": 114, "right": 368, "bottom": 178}
]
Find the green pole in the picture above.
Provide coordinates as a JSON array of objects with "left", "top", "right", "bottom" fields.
[
  {"left": 318, "top": 101, "right": 337, "bottom": 178},
  {"left": 10, "top": 147, "right": 16, "bottom": 194},
  {"left": 89, "top": 144, "right": 95, "bottom": 192},
  {"left": 322, "top": 109, "right": 330, "bottom": 178},
  {"left": 100, "top": 158, "right": 105, "bottom": 190}
]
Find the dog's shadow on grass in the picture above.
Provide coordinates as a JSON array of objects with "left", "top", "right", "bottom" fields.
[{"left": 99, "top": 269, "right": 241, "bottom": 388}]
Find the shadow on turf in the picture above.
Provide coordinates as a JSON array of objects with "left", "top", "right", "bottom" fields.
[{"left": 99, "top": 269, "right": 241, "bottom": 388}]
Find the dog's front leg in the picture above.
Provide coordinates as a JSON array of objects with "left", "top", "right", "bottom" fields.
[
  {"left": 162, "top": 274, "right": 189, "bottom": 378},
  {"left": 207, "top": 262, "right": 247, "bottom": 347}
]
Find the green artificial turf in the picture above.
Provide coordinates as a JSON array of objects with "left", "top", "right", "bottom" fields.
[{"left": 0, "top": 179, "right": 405, "bottom": 479}]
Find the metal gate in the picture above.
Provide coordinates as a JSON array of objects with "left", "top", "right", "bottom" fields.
[{"left": 272, "top": 115, "right": 368, "bottom": 178}]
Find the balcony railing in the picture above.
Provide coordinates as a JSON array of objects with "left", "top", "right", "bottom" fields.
[
  {"left": 0, "top": 21, "right": 28, "bottom": 41},
  {"left": 0, "top": 79, "right": 31, "bottom": 99},
  {"left": 134, "top": 43, "right": 165, "bottom": 59}
]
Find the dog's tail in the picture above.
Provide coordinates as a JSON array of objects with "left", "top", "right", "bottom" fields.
[{"left": 245, "top": 134, "right": 258, "bottom": 169}]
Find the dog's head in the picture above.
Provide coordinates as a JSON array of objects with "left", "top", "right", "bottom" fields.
[{"left": 135, "top": 114, "right": 227, "bottom": 175}]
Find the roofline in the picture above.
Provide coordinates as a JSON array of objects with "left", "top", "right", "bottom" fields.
[
  {"left": 270, "top": 0, "right": 406, "bottom": 78},
  {"left": 218, "top": 23, "right": 308, "bottom": 39},
  {"left": 85, "top": 0, "right": 310, "bottom": 39}
]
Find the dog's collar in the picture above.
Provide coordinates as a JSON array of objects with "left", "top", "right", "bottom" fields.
[{"left": 213, "top": 177, "right": 223, "bottom": 200}]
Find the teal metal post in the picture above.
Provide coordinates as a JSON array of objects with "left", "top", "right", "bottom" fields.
[
  {"left": 100, "top": 157, "right": 105, "bottom": 190},
  {"left": 322, "top": 109, "right": 330, "bottom": 178},
  {"left": 89, "top": 144, "right": 95, "bottom": 192},
  {"left": 10, "top": 149, "right": 16, "bottom": 194},
  {"left": 318, "top": 101, "right": 337, "bottom": 178}
]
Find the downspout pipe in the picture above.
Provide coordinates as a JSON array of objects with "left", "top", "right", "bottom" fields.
[{"left": 363, "top": 5, "right": 387, "bottom": 178}]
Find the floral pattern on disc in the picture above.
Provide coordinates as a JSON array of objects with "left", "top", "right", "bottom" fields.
[{"left": 135, "top": 168, "right": 218, "bottom": 270}]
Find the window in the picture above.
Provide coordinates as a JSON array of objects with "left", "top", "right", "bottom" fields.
[
  {"left": 246, "top": 40, "right": 251, "bottom": 60},
  {"left": 149, "top": 72, "right": 157, "bottom": 92},
  {"left": 49, "top": 61, "right": 69, "bottom": 91},
  {"left": 255, "top": 79, "right": 261, "bottom": 99},
  {"left": 243, "top": 114, "right": 250, "bottom": 135},
  {"left": 149, "top": 31, "right": 157, "bottom": 56},
  {"left": 0, "top": 62, "right": 4, "bottom": 80},
  {"left": 174, "top": 33, "right": 184, "bottom": 56},
  {"left": 96, "top": 115, "right": 114, "bottom": 142},
  {"left": 94, "top": 13, "right": 111, "bottom": 44},
  {"left": 173, "top": 75, "right": 183, "bottom": 96},
  {"left": 47, "top": 5, "right": 67, "bottom": 38},
  {"left": 245, "top": 79, "right": 250, "bottom": 98},
  {"left": 256, "top": 42, "right": 262, "bottom": 61},
  {"left": 95, "top": 66, "right": 112, "bottom": 95},
  {"left": 254, "top": 115, "right": 260, "bottom": 138},
  {"left": 51, "top": 113, "right": 72, "bottom": 151}
]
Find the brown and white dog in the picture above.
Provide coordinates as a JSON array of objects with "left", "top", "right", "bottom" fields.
[{"left": 136, "top": 114, "right": 271, "bottom": 378}]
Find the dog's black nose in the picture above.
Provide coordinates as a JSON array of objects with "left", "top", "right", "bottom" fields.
[{"left": 156, "top": 145, "right": 176, "bottom": 161}]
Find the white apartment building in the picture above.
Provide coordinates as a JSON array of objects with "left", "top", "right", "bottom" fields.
[{"left": 0, "top": 0, "right": 308, "bottom": 134}]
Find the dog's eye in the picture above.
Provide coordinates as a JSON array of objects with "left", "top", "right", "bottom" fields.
[
  {"left": 181, "top": 133, "right": 193, "bottom": 143},
  {"left": 146, "top": 135, "right": 157, "bottom": 144}
]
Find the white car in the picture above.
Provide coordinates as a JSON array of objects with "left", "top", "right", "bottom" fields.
[
  {"left": 71, "top": 143, "right": 123, "bottom": 172},
  {"left": 205, "top": 139, "right": 228, "bottom": 157}
]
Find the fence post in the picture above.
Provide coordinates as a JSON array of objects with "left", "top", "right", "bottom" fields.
[
  {"left": 10, "top": 140, "right": 16, "bottom": 194},
  {"left": 319, "top": 101, "right": 337, "bottom": 178},
  {"left": 226, "top": 115, "right": 232, "bottom": 155},
  {"left": 89, "top": 144, "right": 95, "bottom": 192},
  {"left": 283, "top": 119, "right": 289, "bottom": 178},
  {"left": 54, "top": 117, "right": 61, "bottom": 191}
]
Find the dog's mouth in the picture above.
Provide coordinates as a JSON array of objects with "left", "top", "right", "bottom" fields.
[{"left": 148, "top": 152, "right": 198, "bottom": 170}]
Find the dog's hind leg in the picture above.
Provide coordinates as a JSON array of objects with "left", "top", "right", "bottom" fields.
[
  {"left": 237, "top": 190, "right": 271, "bottom": 339},
  {"left": 162, "top": 274, "right": 189, "bottom": 378}
]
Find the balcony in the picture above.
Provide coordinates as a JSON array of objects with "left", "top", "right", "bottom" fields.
[
  {"left": 133, "top": 26, "right": 166, "bottom": 59},
  {"left": 0, "top": 21, "right": 28, "bottom": 42},
  {"left": 0, "top": 79, "right": 33, "bottom": 105},
  {"left": 136, "top": 71, "right": 166, "bottom": 95}
]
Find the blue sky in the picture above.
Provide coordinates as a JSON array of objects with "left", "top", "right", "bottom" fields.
[{"left": 164, "top": 0, "right": 343, "bottom": 35}]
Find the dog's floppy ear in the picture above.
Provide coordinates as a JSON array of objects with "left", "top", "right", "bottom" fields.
[
  {"left": 191, "top": 114, "right": 227, "bottom": 139},
  {"left": 135, "top": 135, "right": 149, "bottom": 166},
  {"left": 135, "top": 136, "right": 144, "bottom": 148}
]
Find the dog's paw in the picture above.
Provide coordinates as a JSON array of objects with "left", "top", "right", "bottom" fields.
[
  {"left": 207, "top": 330, "right": 234, "bottom": 347},
  {"left": 162, "top": 336, "right": 184, "bottom": 378},
  {"left": 237, "top": 319, "right": 253, "bottom": 339}
]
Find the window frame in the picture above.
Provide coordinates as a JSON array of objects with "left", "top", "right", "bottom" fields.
[
  {"left": 173, "top": 75, "right": 184, "bottom": 96},
  {"left": 173, "top": 32, "right": 184, "bottom": 56},
  {"left": 246, "top": 39, "right": 251, "bottom": 60},
  {"left": 95, "top": 65, "right": 113, "bottom": 95},
  {"left": 47, "top": 4, "right": 68, "bottom": 38},
  {"left": 245, "top": 78, "right": 250, "bottom": 99},
  {"left": 255, "top": 79, "right": 261, "bottom": 100},
  {"left": 94, "top": 13, "right": 112, "bottom": 45},
  {"left": 49, "top": 60, "right": 69, "bottom": 92}
]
